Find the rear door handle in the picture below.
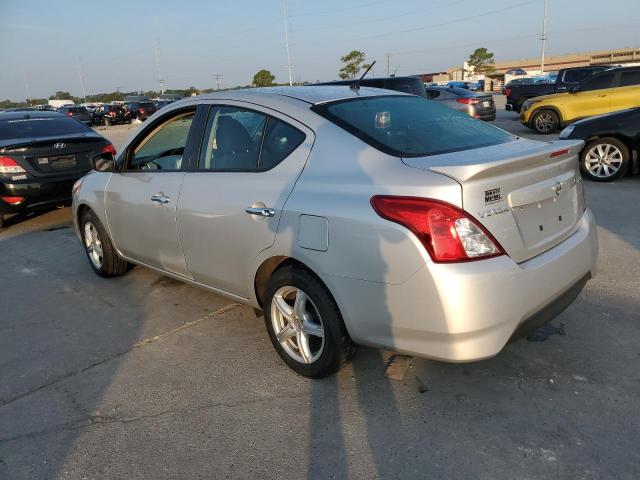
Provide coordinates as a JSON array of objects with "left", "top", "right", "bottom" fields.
[
  {"left": 151, "top": 193, "right": 170, "bottom": 204},
  {"left": 245, "top": 206, "right": 275, "bottom": 217}
]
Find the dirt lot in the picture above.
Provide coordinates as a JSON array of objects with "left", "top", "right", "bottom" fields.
[{"left": 1, "top": 102, "right": 639, "bottom": 479}]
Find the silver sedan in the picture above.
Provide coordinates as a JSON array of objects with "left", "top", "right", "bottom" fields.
[{"left": 72, "top": 86, "right": 598, "bottom": 378}]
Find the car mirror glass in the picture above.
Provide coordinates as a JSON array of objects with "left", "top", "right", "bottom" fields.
[{"left": 91, "top": 152, "right": 115, "bottom": 172}]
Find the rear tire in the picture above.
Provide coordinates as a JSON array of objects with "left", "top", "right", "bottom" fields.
[
  {"left": 532, "top": 109, "right": 559, "bottom": 134},
  {"left": 80, "top": 209, "right": 130, "bottom": 277},
  {"left": 264, "top": 266, "right": 356, "bottom": 378},
  {"left": 580, "top": 137, "right": 629, "bottom": 182}
]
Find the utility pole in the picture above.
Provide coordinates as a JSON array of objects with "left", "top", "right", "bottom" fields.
[
  {"left": 213, "top": 74, "right": 222, "bottom": 91},
  {"left": 540, "top": 0, "right": 548, "bottom": 74},
  {"left": 23, "top": 74, "right": 31, "bottom": 104},
  {"left": 77, "top": 57, "right": 87, "bottom": 102},
  {"left": 385, "top": 54, "right": 391, "bottom": 76},
  {"left": 283, "top": 1, "right": 293, "bottom": 86},
  {"left": 154, "top": 39, "right": 165, "bottom": 95}
]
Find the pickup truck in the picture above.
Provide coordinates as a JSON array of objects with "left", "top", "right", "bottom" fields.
[{"left": 505, "top": 66, "right": 611, "bottom": 112}]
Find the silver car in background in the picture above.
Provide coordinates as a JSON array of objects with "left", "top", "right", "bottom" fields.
[{"left": 72, "top": 86, "right": 598, "bottom": 378}]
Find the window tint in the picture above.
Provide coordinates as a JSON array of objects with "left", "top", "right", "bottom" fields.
[
  {"left": 199, "top": 106, "right": 266, "bottom": 171},
  {"left": 563, "top": 68, "right": 600, "bottom": 84},
  {"left": 314, "top": 95, "right": 513, "bottom": 157},
  {"left": 0, "top": 116, "right": 91, "bottom": 140},
  {"left": 129, "top": 111, "right": 194, "bottom": 171},
  {"left": 620, "top": 70, "right": 640, "bottom": 87},
  {"left": 426, "top": 90, "right": 440, "bottom": 100},
  {"left": 259, "top": 118, "right": 305, "bottom": 170},
  {"left": 579, "top": 73, "right": 615, "bottom": 91}
]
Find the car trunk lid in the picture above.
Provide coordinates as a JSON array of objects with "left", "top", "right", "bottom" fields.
[{"left": 402, "top": 138, "right": 586, "bottom": 263}]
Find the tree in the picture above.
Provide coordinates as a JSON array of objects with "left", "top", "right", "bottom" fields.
[
  {"left": 252, "top": 69, "right": 276, "bottom": 87},
  {"left": 183, "top": 86, "right": 199, "bottom": 96},
  {"left": 49, "top": 91, "right": 73, "bottom": 100},
  {"left": 467, "top": 48, "right": 496, "bottom": 75},
  {"left": 338, "top": 50, "right": 366, "bottom": 79}
]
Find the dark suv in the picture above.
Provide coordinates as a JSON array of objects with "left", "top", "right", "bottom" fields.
[
  {"left": 57, "top": 106, "right": 92, "bottom": 125},
  {"left": 125, "top": 101, "right": 157, "bottom": 121},
  {"left": 92, "top": 104, "right": 131, "bottom": 126}
]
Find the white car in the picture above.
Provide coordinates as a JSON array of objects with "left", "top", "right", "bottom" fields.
[{"left": 72, "top": 86, "right": 598, "bottom": 377}]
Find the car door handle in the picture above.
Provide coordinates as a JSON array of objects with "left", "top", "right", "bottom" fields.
[
  {"left": 150, "top": 193, "right": 170, "bottom": 204},
  {"left": 245, "top": 206, "right": 275, "bottom": 217}
]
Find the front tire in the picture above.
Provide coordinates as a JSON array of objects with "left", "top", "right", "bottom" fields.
[
  {"left": 580, "top": 137, "right": 629, "bottom": 182},
  {"left": 264, "top": 266, "right": 356, "bottom": 378},
  {"left": 532, "top": 109, "right": 559, "bottom": 134},
  {"left": 80, "top": 209, "right": 130, "bottom": 277}
]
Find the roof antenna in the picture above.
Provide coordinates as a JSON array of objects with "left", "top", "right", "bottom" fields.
[{"left": 350, "top": 60, "right": 376, "bottom": 91}]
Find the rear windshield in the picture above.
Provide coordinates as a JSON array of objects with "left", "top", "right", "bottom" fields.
[
  {"left": 312, "top": 95, "right": 513, "bottom": 157},
  {"left": 0, "top": 116, "right": 91, "bottom": 140}
]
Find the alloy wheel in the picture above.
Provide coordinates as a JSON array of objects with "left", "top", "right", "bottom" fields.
[
  {"left": 584, "top": 143, "right": 623, "bottom": 179},
  {"left": 534, "top": 112, "right": 556, "bottom": 133},
  {"left": 271, "top": 286, "right": 325, "bottom": 364},
  {"left": 84, "top": 221, "right": 104, "bottom": 269}
]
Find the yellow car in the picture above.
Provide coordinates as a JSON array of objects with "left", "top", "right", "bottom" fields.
[{"left": 520, "top": 66, "right": 640, "bottom": 134}]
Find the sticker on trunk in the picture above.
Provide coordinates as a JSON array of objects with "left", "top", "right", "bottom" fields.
[{"left": 484, "top": 188, "right": 502, "bottom": 204}]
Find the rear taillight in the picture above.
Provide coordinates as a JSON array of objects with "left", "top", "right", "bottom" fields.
[
  {"left": 109, "top": 111, "right": 116, "bottom": 117},
  {"left": 550, "top": 148, "right": 569, "bottom": 158},
  {"left": 0, "top": 156, "right": 26, "bottom": 174},
  {"left": 371, "top": 196, "right": 504, "bottom": 263},
  {"left": 1, "top": 196, "right": 26, "bottom": 205},
  {"left": 457, "top": 97, "right": 480, "bottom": 105},
  {"left": 138, "top": 108, "right": 145, "bottom": 113},
  {"left": 505, "top": 88, "right": 511, "bottom": 97},
  {"left": 102, "top": 143, "right": 116, "bottom": 155},
  {"left": 67, "top": 112, "right": 73, "bottom": 116}
]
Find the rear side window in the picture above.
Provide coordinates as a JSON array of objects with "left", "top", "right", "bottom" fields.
[
  {"left": 579, "top": 73, "right": 615, "bottom": 91},
  {"left": 259, "top": 118, "right": 305, "bottom": 170},
  {"left": 0, "top": 116, "right": 91, "bottom": 140},
  {"left": 562, "top": 69, "right": 600, "bottom": 84},
  {"left": 619, "top": 70, "right": 640, "bottom": 87},
  {"left": 313, "top": 95, "right": 513, "bottom": 157}
]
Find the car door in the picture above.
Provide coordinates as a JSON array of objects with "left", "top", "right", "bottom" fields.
[
  {"left": 609, "top": 69, "right": 640, "bottom": 112},
  {"left": 176, "top": 102, "right": 314, "bottom": 298},
  {"left": 105, "top": 106, "right": 201, "bottom": 276},
  {"left": 564, "top": 72, "right": 615, "bottom": 121}
]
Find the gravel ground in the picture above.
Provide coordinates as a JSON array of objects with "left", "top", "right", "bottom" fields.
[{"left": 0, "top": 98, "right": 638, "bottom": 480}]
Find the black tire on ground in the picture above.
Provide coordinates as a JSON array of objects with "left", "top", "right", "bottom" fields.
[
  {"left": 264, "top": 265, "right": 356, "bottom": 378},
  {"left": 515, "top": 98, "right": 526, "bottom": 113},
  {"left": 0, "top": 215, "right": 4, "bottom": 229},
  {"left": 531, "top": 109, "right": 559, "bottom": 134},
  {"left": 580, "top": 137, "right": 630, "bottom": 182},
  {"left": 80, "top": 209, "right": 130, "bottom": 277}
]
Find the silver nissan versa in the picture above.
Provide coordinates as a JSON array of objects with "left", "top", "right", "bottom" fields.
[{"left": 72, "top": 86, "right": 598, "bottom": 378}]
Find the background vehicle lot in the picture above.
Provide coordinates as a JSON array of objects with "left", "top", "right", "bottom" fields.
[{"left": 1, "top": 99, "right": 639, "bottom": 479}]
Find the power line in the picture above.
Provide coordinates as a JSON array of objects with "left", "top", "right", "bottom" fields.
[
  {"left": 540, "top": 0, "right": 548, "bottom": 73},
  {"left": 289, "top": 0, "right": 388, "bottom": 17},
  {"left": 213, "top": 74, "right": 223, "bottom": 90}
]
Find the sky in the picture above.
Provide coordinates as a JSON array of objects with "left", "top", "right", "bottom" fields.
[{"left": 0, "top": 0, "right": 638, "bottom": 101}]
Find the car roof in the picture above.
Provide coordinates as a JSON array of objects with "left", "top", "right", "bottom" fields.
[
  {"left": 0, "top": 110, "right": 66, "bottom": 121},
  {"left": 194, "top": 85, "right": 407, "bottom": 106}
]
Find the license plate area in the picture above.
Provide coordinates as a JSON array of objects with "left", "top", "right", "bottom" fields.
[
  {"left": 482, "top": 101, "right": 491, "bottom": 108},
  {"left": 50, "top": 155, "right": 76, "bottom": 170}
]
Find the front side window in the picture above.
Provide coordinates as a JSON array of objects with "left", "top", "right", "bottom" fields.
[
  {"left": 199, "top": 106, "right": 266, "bottom": 171},
  {"left": 620, "top": 70, "right": 640, "bottom": 87},
  {"left": 579, "top": 73, "right": 615, "bottom": 92},
  {"left": 313, "top": 95, "right": 513, "bottom": 157},
  {"left": 129, "top": 111, "right": 195, "bottom": 171}
]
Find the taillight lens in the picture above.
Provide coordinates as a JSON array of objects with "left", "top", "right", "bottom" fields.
[
  {"left": 0, "top": 156, "right": 26, "bottom": 174},
  {"left": 457, "top": 97, "right": 480, "bottom": 105},
  {"left": 1, "top": 196, "right": 26, "bottom": 205},
  {"left": 138, "top": 108, "right": 145, "bottom": 113},
  {"left": 67, "top": 112, "right": 73, "bottom": 116},
  {"left": 371, "top": 196, "right": 504, "bottom": 262},
  {"left": 109, "top": 111, "right": 116, "bottom": 117},
  {"left": 102, "top": 143, "right": 116, "bottom": 155},
  {"left": 505, "top": 88, "right": 511, "bottom": 97}
]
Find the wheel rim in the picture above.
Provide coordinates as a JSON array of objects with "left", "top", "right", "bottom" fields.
[
  {"left": 584, "top": 143, "right": 623, "bottom": 178},
  {"left": 84, "top": 221, "right": 104, "bottom": 269},
  {"left": 535, "top": 112, "right": 556, "bottom": 133},
  {"left": 271, "top": 286, "right": 325, "bottom": 364}
]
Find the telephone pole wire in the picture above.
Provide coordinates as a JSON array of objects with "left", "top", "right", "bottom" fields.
[
  {"left": 540, "top": 0, "right": 548, "bottom": 74},
  {"left": 213, "top": 74, "right": 223, "bottom": 91},
  {"left": 154, "top": 39, "right": 165, "bottom": 95},
  {"left": 283, "top": 1, "right": 293, "bottom": 86}
]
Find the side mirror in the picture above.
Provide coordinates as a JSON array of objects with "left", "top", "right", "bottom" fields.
[{"left": 91, "top": 152, "right": 115, "bottom": 172}]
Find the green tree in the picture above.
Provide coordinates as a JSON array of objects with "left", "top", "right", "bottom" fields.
[
  {"left": 467, "top": 48, "right": 496, "bottom": 75},
  {"left": 49, "top": 91, "right": 73, "bottom": 100},
  {"left": 338, "top": 50, "right": 366, "bottom": 79},
  {"left": 252, "top": 69, "right": 276, "bottom": 87},
  {"left": 183, "top": 86, "right": 199, "bottom": 97}
]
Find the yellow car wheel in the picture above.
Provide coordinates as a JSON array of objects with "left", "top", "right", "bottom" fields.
[{"left": 532, "top": 109, "right": 559, "bottom": 135}]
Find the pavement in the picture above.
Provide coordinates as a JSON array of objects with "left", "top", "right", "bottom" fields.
[{"left": 1, "top": 99, "right": 639, "bottom": 480}]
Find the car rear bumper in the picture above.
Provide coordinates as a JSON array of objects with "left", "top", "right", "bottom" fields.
[
  {"left": 0, "top": 173, "right": 87, "bottom": 215},
  {"left": 323, "top": 208, "right": 598, "bottom": 362}
]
